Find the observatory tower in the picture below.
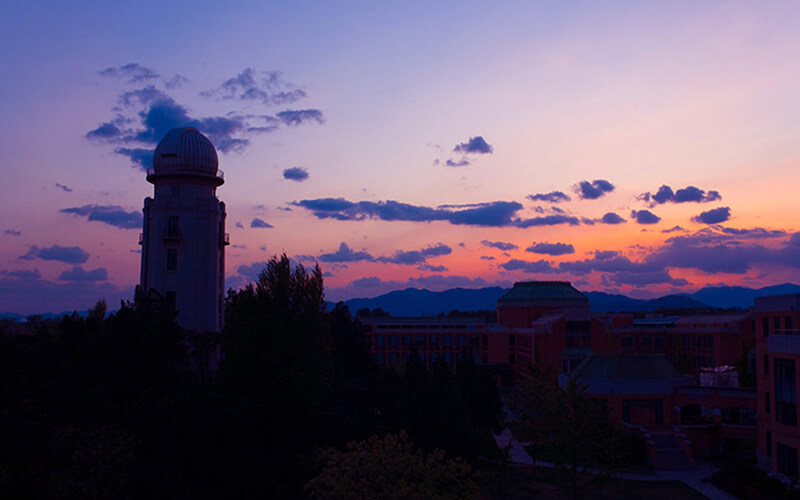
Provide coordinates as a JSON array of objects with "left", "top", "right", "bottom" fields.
[{"left": 140, "top": 127, "right": 228, "bottom": 331}]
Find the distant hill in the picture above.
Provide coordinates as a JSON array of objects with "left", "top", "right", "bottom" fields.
[{"left": 330, "top": 283, "right": 800, "bottom": 317}]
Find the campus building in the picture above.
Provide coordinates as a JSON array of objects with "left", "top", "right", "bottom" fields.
[
  {"left": 755, "top": 293, "right": 800, "bottom": 480},
  {"left": 139, "top": 127, "right": 229, "bottom": 332},
  {"left": 363, "top": 281, "right": 761, "bottom": 466}
]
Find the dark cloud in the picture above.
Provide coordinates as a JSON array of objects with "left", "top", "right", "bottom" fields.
[
  {"left": 499, "top": 259, "right": 554, "bottom": 273},
  {"left": 60, "top": 205, "right": 141, "bottom": 229},
  {"left": 113, "top": 147, "right": 153, "bottom": 169},
  {"left": 276, "top": 109, "right": 325, "bottom": 126},
  {"left": 319, "top": 243, "right": 375, "bottom": 263},
  {"left": 99, "top": 63, "right": 159, "bottom": 83},
  {"left": 692, "top": 206, "right": 731, "bottom": 225},
  {"left": 662, "top": 225, "right": 686, "bottom": 233},
  {"left": 631, "top": 210, "right": 661, "bottom": 225},
  {"left": 445, "top": 157, "right": 470, "bottom": 167},
  {"left": 89, "top": 67, "right": 324, "bottom": 166},
  {"left": 515, "top": 215, "right": 580, "bottom": 227},
  {"left": 4, "top": 228, "right": 21, "bottom": 236},
  {"left": 638, "top": 185, "right": 722, "bottom": 207},
  {"left": 480, "top": 255, "right": 495, "bottom": 261},
  {"left": 527, "top": 191, "right": 571, "bottom": 203},
  {"left": 55, "top": 183, "right": 72, "bottom": 193},
  {"left": 377, "top": 243, "right": 452, "bottom": 265},
  {"left": 231, "top": 244, "right": 246, "bottom": 249},
  {"left": 575, "top": 179, "right": 615, "bottom": 200},
  {"left": 526, "top": 242, "right": 575, "bottom": 256},
  {"left": 235, "top": 222, "right": 244, "bottom": 229},
  {"left": 0, "top": 276, "right": 130, "bottom": 315},
  {"left": 283, "top": 167, "right": 310, "bottom": 181},
  {"left": 417, "top": 264, "right": 448, "bottom": 272},
  {"left": 250, "top": 218, "right": 273, "bottom": 229},
  {"left": 600, "top": 212, "right": 626, "bottom": 225},
  {"left": 453, "top": 136, "right": 493, "bottom": 154},
  {"left": 293, "top": 198, "right": 526, "bottom": 227},
  {"left": 201, "top": 69, "right": 307, "bottom": 106},
  {"left": 58, "top": 266, "right": 108, "bottom": 282},
  {"left": 236, "top": 262, "right": 270, "bottom": 280},
  {"left": 559, "top": 253, "right": 659, "bottom": 275},
  {"left": 481, "top": 240, "right": 518, "bottom": 251},
  {"left": 19, "top": 245, "right": 89, "bottom": 264},
  {"left": 1, "top": 269, "right": 41, "bottom": 279}
]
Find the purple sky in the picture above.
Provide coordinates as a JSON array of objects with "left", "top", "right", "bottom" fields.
[{"left": 3, "top": 1, "right": 800, "bottom": 314}]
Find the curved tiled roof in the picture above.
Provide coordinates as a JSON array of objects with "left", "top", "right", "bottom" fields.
[{"left": 497, "top": 281, "right": 588, "bottom": 306}]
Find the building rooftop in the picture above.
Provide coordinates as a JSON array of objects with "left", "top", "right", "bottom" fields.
[
  {"left": 497, "top": 281, "right": 588, "bottom": 306},
  {"left": 566, "top": 354, "right": 695, "bottom": 395},
  {"left": 151, "top": 127, "right": 219, "bottom": 177}
]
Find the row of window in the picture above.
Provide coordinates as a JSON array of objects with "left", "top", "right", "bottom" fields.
[
  {"left": 763, "top": 316, "right": 795, "bottom": 335},
  {"left": 371, "top": 334, "right": 486, "bottom": 348},
  {"left": 373, "top": 351, "right": 483, "bottom": 365}
]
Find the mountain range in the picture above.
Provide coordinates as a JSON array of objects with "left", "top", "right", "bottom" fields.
[
  {"left": 4, "top": 283, "right": 800, "bottom": 323},
  {"left": 329, "top": 283, "right": 800, "bottom": 317}
]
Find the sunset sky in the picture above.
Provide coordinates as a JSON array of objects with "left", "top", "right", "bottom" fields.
[{"left": 3, "top": 1, "right": 800, "bottom": 314}]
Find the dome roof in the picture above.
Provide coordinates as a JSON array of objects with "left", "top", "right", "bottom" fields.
[{"left": 152, "top": 127, "right": 218, "bottom": 175}]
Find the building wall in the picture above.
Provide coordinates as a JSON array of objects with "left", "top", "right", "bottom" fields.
[{"left": 141, "top": 182, "right": 226, "bottom": 332}]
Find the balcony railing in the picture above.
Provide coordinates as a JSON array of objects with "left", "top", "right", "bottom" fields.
[
  {"left": 221, "top": 233, "right": 230, "bottom": 246},
  {"left": 138, "top": 233, "right": 143, "bottom": 245},
  {"left": 146, "top": 167, "right": 224, "bottom": 181}
]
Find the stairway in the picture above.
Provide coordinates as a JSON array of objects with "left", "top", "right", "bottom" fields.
[{"left": 650, "top": 432, "right": 692, "bottom": 471}]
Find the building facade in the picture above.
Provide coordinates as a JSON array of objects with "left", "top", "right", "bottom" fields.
[{"left": 140, "top": 127, "right": 228, "bottom": 332}]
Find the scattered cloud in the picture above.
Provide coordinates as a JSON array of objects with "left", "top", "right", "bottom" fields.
[
  {"left": 662, "top": 225, "right": 686, "bottom": 233},
  {"left": 283, "top": 166, "right": 310, "bottom": 181},
  {"left": 4, "top": 228, "right": 21, "bottom": 236},
  {"left": 164, "top": 74, "right": 189, "bottom": 89},
  {"left": 236, "top": 262, "right": 270, "bottom": 281},
  {"left": 1, "top": 269, "right": 41, "bottom": 279},
  {"left": 250, "top": 218, "right": 273, "bottom": 229},
  {"left": 417, "top": 264, "right": 448, "bottom": 272},
  {"left": 319, "top": 243, "right": 375, "bottom": 263},
  {"left": 277, "top": 109, "right": 325, "bottom": 126},
  {"left": 499, "top": 259, "right": 554, "bottom": 273},
  {"left": 60, "top": 205, "right": 141, "bottom": 229},
  {"left": 515, "top": 215, "right": 580, "bottom": 227},
  {"left": 575, "top": 179, "right": 615, "bottom": 200},
  {"left": 235, "top": 221, "right": 244, "bottom": 229},
  {"left": 445, "top": 157, "right": 470, "bottom": 167},
  {"left": 58, "top": 266, "right": 108, "bottom": 282},
  {"left": 55, "top": 183, "right": 72, "bottom": 193},
  {"left": 600, "top": 212, "right": 626, "bottom": 224},
  {"left": 526, "top": 242, "right": 575, "bottom": 256},
  {"left": 19, "top": 245, "right": 89, "bottom": 264},
  {"left": 528, "top": 191, "right": 571, "bottom": 203},
  {"left": 638, "top": 185, "right": 721, "bottom": 207},
  {"left": 453, "top": 136, "right": 493, "bottom": 154},
  {"left": 89, "top": 66, "right": 324, "bottom": 167},
  {"left": 630, "top": 209, "right": 661, "bottom": 225},
  {"left": 481, "top": 240, "right": 518, "bottom": 251},
  {"left": 201, "top": 68, "right": 307, "bottom": 105},
  {"left": 99, "top": 63, "right": 159, "bottom": 83},
  {"left": 692, "top": 206, "right": 731, "bottom": 225},
  {"left": 377, "top": 243, "right": 452, "bottom": 265},
  {"left": 480, "top": 255, "right": 495, "bottom": 261}
]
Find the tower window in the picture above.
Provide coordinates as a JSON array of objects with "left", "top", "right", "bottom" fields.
[
  {"left": 167, "top": 216, "right": 179, "bottom": 237},
  {"left": 167, "top": 248, "right": 178, "bottom": 271}
]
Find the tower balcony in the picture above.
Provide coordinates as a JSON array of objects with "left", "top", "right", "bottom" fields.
[
  {"left": 220, "top": 233, "right": 230, "bottom": 246},
  {"left": 146, "top": 168, "right": 224, "bottom": 186},
  {"left": 138, "top": 233, "right": 143, "bottom": 245}
]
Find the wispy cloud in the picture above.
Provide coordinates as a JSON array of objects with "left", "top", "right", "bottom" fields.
[
  {"left": 19, "top": 245, "right": 89, "bottom": 264},
  {"left": 60, "top": 205, "right": 141, "bottom": 229}
]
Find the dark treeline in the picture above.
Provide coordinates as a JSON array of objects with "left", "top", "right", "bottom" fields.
[{"left": 0, "top": 255, "right": 501, "bottom": 499}]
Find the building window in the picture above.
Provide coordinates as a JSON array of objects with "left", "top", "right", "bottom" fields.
[
  {"left": 389, "top": 335, "right": 398, "bottom": 347},
  {"left": 777, "top": 443, "right": 799, "bottom": 478},
  {"left": 767, "top": 431, "right": 772, "bottom": 457},
  {"left": 167, "top": 216, "right": 179, "bottom": 237},
  {"left": 775, "top": 317, "right": 782, "bottom": 333},
  {"left": 443, "top": 335, "right": 453, "bottom": 346},
  {"left": 766, "top": 392, "right": 771, "bottom": 414},
  {"left": 166, "top": 248, "right": 177, "bottom": 271},
  {"left": 787, "top": 316, "right": 794, "bottom": 332},
  {"left": 775, "top": 359, "right": 797, "bottom": 426},
  {"left": 374, "top": 335, "right": 385, "bottom": 347},
  {"left": 763, "top": 317, "right": 770, "bottom": 336},
  {"left": 764, "top": 355, "right": 769, "bottom": 376},
  {"left": 402, "top": 335, "right": 411, "bottom": 346}
]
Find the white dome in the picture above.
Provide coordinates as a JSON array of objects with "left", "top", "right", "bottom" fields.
[{"left": 152, "top": 127, "right": 218, "bottom": 175}]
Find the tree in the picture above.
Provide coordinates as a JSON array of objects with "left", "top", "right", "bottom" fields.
[{"left": 305, "top": 432, "right": 479, "bottom": 500}]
